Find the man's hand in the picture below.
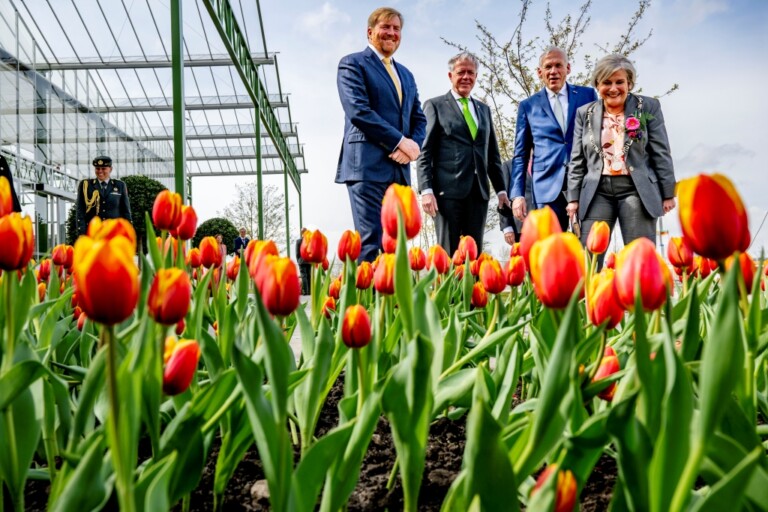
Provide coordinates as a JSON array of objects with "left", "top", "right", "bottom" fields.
[
  {"left": 421, "top": 192, "right": 438, "bottom": 218},
  {"left": 504, "top": 232, "right": 517, "bottom": 245},
  {"left": 497, "top": 192, "right": 511, "bottom": 210},
  {"left": 512, "top": 196, "right": 527, "bottom": 221},
  {"left": 388, "top": 148, "right": 410, "bottom": 165},
  {"left": 398, "top": 138, "right": 421, "bottom": 161},
  {"left": 566, "top": 201, "right": 579, "bottom": 221},
  {"left": 662, "top": 198, "right": 676, "bottom": 215}
]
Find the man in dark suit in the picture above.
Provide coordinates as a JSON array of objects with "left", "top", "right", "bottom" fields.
[
  {"left": 417, "top": 52, "right": 509, "bottom": 254},
  {"left": 76, "top": 156, "right": 133, "bottom": 236},
  {"left": 498, "top": 159, "right": 532, "bottom": 244},
  {"left": 0, "top": 154, "right": 22, "bottom": 213},
  {"left": 510, "top": 47, "right": 598, "bottom": 231},
  {"left": 233, "top": 228, "right": 250, "bottom": 254},
  {"left": 336, "top": 7, "right": 427, "bottom": 262}
]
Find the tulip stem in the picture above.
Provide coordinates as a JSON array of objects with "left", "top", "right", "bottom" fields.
[
  {"left": 355, "top": 348, "right": 366, "bottom": 416},
  {"left": 587, "top": 332, "right": 606, "bottom": 383},
  {"left": 386, "top": 457, "right": 400, "bottom": 490},
  {"left": 3, "top": 271, "right": 15, "bottom": 374}
]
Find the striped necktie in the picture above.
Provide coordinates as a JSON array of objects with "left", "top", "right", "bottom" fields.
[{"left": 383, "top": 57, "right": 402, "bottom": 104}]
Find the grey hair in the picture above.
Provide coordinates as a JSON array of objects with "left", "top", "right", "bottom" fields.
[
  {"left": 448, "top": 52, "right": 480, "bottom": 71},
  {"left": 592, "top": 54, "right": 636, "bottom": 90},
  {"left": 538, "top": 46, "right": 568, "bottom": 66}
]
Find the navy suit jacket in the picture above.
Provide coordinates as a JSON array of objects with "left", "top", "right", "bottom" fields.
[
  {"left": 510, "top": 84, "right": 597, "bottom": 205},
  {"left": 335, "top": 47, "right": 427, "bottom": 185}
]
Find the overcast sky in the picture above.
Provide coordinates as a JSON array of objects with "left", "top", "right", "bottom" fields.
[{"left": 191, "top": 0, "right": 768, "bottom": 259}]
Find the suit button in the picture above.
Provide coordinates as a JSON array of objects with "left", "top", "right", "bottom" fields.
[{"left": 629, "top": 166, "right": 634, "bottom": 171}]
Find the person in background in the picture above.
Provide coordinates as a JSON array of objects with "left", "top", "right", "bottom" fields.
[
  {"left": 416, "top": 51, "right": 509, "bottom": 254},
  {"left": 336, "top": 6, "right": 427, "bottom": 261},
  {"left": 216, "top": 234, "right": 227, "bottom": 269},
  {"left": 76, "top": 155, "right": 133, "bottom": 236},
  {"left": 498, "top": 159, "right": 532, "bottom": 244},
  {"left": 566, "top": 54, "right": 676, "bottom": 250},
  {"left": 233, "top": 227, "right": 250, "bottom": 254},
  {"left": 294, "top": 227, "right": 311, "bottom": 294},
  {"left": 0, "top": 154, "right": 22, "bottom": 212},
  {"left": 509, "top": 46, "right": 598, "bottom": 231}
]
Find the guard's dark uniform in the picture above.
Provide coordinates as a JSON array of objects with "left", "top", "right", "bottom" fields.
[{"left": 76, "top": 156, "right": 133, "bottom": 236}]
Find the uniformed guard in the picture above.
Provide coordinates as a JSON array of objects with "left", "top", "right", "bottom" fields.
[{"left": 76, "top": 156, "right": 133, "bottom": 236}]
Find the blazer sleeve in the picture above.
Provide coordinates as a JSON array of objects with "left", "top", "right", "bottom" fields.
[
  {"left": 415, "top": 99, "right": 438, "bottom": 192},
  {"left": 337, "top": 56, "right": 405, "bottom": 152},
  {"left": 120, "top": 182, "right": 133, "bottom": 225},
  {"left": 566, "top": 107, "right": 589, "bottom": 203},
  {"left": 76, "top": 180, "right": 87, "bottom": 236},
  {"left": 510, "top": 102, "right": 532, "bottom": 198},
  {"left": 644, "top": 98, "right": 676, "bottom": 199},
  {"left": 407, "top": 73, "right": 427, "bottom": 147},
  {"left": 486, "top": 114, "right": 506, "bottom": 195}
]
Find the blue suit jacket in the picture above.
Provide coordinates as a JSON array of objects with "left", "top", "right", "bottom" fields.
[
  {"left": 509, "top": 84, "right": 597, "bottom": 204},
  {"left": 335, "top": 47, "right": 427, "bottom": 184}
]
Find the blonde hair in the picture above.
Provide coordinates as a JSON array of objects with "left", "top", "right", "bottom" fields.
[
  {"left": 592, "top": 54, "right": 636, "bottom": 90},
  {"left": 367, "top": 7, "right": 403, "bottom": 29}
]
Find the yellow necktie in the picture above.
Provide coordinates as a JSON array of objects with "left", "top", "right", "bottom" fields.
[{"left": 383, "top": 57, "right": 402, "bottom": 104}]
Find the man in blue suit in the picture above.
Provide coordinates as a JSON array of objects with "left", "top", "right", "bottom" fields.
[
  {"left": 336, "top": 7, "right": 427, "bottom": 262},
  {"left": 510, "top": 47, "right": 598, "bottom": 231}
]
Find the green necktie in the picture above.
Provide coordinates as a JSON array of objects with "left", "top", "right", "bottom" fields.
[{"left": 459, "top": 97, "right": 477, "bottom": 139}]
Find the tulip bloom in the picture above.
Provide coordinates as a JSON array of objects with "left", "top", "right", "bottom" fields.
[
  {"left": 479, "top": 258, "right": 506, "bottom": 294},
  {"left": 470, "top": 253, "right": 492, "bottom": 277},
  {"left": 199, "top": 236, "right": 222, "bottom": 268},
  {"left": 725, "top": 252, "right": 756, "bottom": 291},
  {"left": 162, "top": 338, "right": 200, "bottom": 395},
  {"left": 186, "top": 247, "right": 202, "bottom": 268},
  {"left": 37, "top": 258, "right": 52, "bottom": 282},
  {"left": 341, "top": 305, "right": 372, "bottom": 348},
  {"left": 382, "top": 230, "right": 397, "bottom": 254},
  {"left": 52, "top": 244, "right": 74, "bottom": 269},
  {"left": 170, "top": 205, "right": 198, "bottom": 241},
  {"left": 614, "top": 238, "right": 672, "bottom": 311},
  {"left": 506, "top": 256, "right": 526, "bottom": 287},
  {"left": 300, "top": 229, "right": 328, "bottom": 264},
  {"left": 532, "top": 465, "right": 577, "bottom": 512},
  {"left": 37, "top": 282, "right": 46, "bottom": 302},
  {"left": 471, "top": 282, "right": 488, "bottom": 308},
  {"left": 356, "top": 261, "right": 374, "bottom": 289},
  {"left": 457, "top": 235, "right": 478, "bottom": 262},
  {"left": 226, "top": 255, "right": 240, "bottom": 281},
  {"left": 322, "top": 296, "right": 336, "bottom": 318},
  {"left": 337, "top": 230, "right": 362, "bottom": 262},
  {"left": 252, "top": 256, "right": 301, "bottom": 316},
  {"left": 427, "top": 245, "right": 450, "bottom": 274},
  {"left": 381, "top": 183, "right": 421, "bottom": 239},
  {"left": 409, "top": 246, "right": 426, "bottom": 271},
  {"left": 373, "top": 253, "right": 395, "bottom": 295},
  {"left": 509, "top": 242, "right": 521, "bottom": 257},
  {"left": 152, "top": 190, "right": 183, "bottom": 231},
  {"left": 0, "top": 213, "right": 34, "bottom": 271},
  {"left": 592, "top": 346, "right": 621, "bottom": 401},
  {"left": 87, "top": 218, "right": 137, "bottom": 248},
  {"left": 529, "top": 233, "right": 585, "bottom": 309},
  {"left": 176, "top": 318, "right": 185, "bottom": 336},
  {"left": 454, "top": 264, "right": 465, "bottom": 280},
  {"left": 667, "top": 236, "right": 694, "bottom": 269},
  {"left": 587, "top": 269, "right": 624, "bottom": 329},
  {"left": 73, "top": 235, "right": 139, "bottom": 325},
  {"left": 604, "top": 252, "right": 616, "bottom": 269},
  {"left": 520, "top": 206, "right": 562, "bottom": 271},
  {"left": 586, "top": 221, "right": 610, "bottom": 254},
  {"left": 322, "top": 257, "right": 330, "bottom": 271},
  {"left": 76, "top": 311, "right": 87, "bottom": 331},
  {"left": 677, "top": 174, "right": 750, "bottom": 260},
  {"left": 328, "top": 275, "right": 342, "bottom": 300},
  {"left": 148, "top": 268, "right": 191, "bottom": 325},
  {"left": 0, "top": 176, "right": 12, "bottom": 217},
  {"left": 246, "top": 240, "right": 279, "bottom": 277}
]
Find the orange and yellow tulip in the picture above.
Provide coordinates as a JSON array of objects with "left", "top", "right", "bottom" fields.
[
  {"left": 337, "top": 229, "right": 361, "bottom": 262},
  {"left": 506, "top": 256, "right": 526, "bottom": 287},
  {"left": 37, "top": 258, "right": 53, "bottom": 282},
  {"left": 725, "top": 251, "right": 756, "bottom": 291},
  {"left": 226, "top": 255, "right": 240, "bottom": 281},
  {"left": 470, "top": 253, "right": 492, "bottom": 277},
  {"left": 73, "top": 235, "right": 138, "bottom": 325},
  {"left": 479, "top": 258, "right": 506, "bottom": 294},
  {"left": 328, "top": 275, "right": 342, "bottom": 300},
  {"left": 457, "top": 235, "right": 478, "bottom": 262},
  {"left": 356, "top": 261, "right": 374, "bottom": 289},
  {"left": 373, "top": 253, "right": 395, "bottom": 295},
  {"left": 409, "top": 246, "right": 426, "bottom": 271},
  {"left": 0, "top": 176, "right": 12, "bottom": 217},
  {"left": 586, "top": 221, "right": 610, "bottom": 255},
  {"left": 52, "top": 244, "right": 74, "bottom": 269},
  {"left": 532, "top": 464, "right": 577, "bottom": 512},
  {"left": 677, "top": 173, "right": 750, "bottom": 260},
  {"left": 614, "top": 238, "right": 672, "bottom": 311},
  {"left": 529, "top": 233, "right": 585, "bottom": 309},
  {"left": 667, "top": 236, "right": 694, "bottom": 269},
  {"left": 587, "top": 269, "right": 624, "bottom": 329},
  {"left": 427, "top": 245, "right": 450, "bottom": 275},
  {"left": 322, "top": 296, "right": 336, "bottom": 318},
  {"left": 87, "top": 218, "right": 137, "bottom": 248},
  {"left": 252, "top": 256, "right": 301, "bottom": 316},
  {"left": 300, "top": 229, "right": 328, "bottom": 264},
  {"left": 0, "top": 213, "right": 34, "bottom": 271},
  {"left": 37, "top": 282, "right": 46, "bottom": 302},
  {"left": 170, "top": 204, "right": 197, "bottom": 241},
  {"left": 186, "top": 247, "right": 202, "bottom": 268},
  {"left": 604, "top": 252, "right": 616, "bottom": 269},
  {"left": 341, "top": 305, "right": 372, "bottom": 348},
  {"left": 152, "top": 190, "right": 183, "bottom": 231},
  {"left": 162, "top": 337, "right": 200, "bottom": 395},
  {"left": 592, "top": 346, "right": 621, "bottom": 401},
  {"left": 382, "top": 230, "right": 397, "bottom": 254},
  {"left": 471, "top": 282, "right": 488, "bottom": 308},
  {"left": 520, "top": 206, "right": 562, "bottom": 271},
  {"left": 148, "top": 268, "right": 191, "bottom": 325},
  {"left": 381, "top": 183, "right": 421, "bottom": 240},
  {"left": 199, "top": 236, "right": 222, "bottom": 268},
  {"left": 509, "top": 242, "right": 521, "bottom": 257}
]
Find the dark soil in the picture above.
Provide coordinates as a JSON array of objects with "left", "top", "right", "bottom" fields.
[{"left": 22, "top": 378, "right": 619, "bottom": 511}]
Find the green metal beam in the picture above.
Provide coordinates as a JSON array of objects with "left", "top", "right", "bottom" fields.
[
  {"left": 201, "top": 0, "right": 301, "bottom": 195},
  {"left": 171, "top": 0, "right": 186, "bottom": 199}
]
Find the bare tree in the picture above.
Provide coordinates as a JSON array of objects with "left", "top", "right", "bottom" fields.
[{"left": 219, "top": 182, "right": 292, "bottom": 252}]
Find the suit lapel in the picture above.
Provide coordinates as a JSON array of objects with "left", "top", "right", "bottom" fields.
[
  {"left": 446, "top": 92, "right": 472, "bottom": 140},
  {"left": 592, "top": 100, "right": 603, "bottom": 156},
  {"left": 472, "top": 98, "right": 485, "bottom": 138},
  {"left": 365, "top": 48, "right": 402, "bottom": 109},
  {"left": 537, "top": 88, "right": 559, "bottom": 130}
]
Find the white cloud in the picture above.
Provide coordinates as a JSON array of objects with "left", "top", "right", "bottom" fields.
[
  {"left": 677, "top": 0, "right": 729, "bottom": 26},
  {"left": 297, "top": 2, "right": 351, "bottom": 36},
  {"left": 674, "top": 143, "right": 755, "bottom": 178}
]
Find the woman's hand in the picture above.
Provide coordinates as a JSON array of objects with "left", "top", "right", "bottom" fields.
[
  {"left": 662, "top": 198, "right": 676, "bottom": 215},
  {"left": 566, "top": 201, "right": 579, "bottom": 220}
]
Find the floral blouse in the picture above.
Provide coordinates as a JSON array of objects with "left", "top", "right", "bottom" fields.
[{"left": 601, "top": 112, "right": 629, "bottom": 176}]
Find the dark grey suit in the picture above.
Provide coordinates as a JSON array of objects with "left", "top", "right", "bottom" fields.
[
  {"left": 76, "top": 178, "right": 133, "bottom": 236},
  {"left": 416, "top": 91, "right": 505, "bottom": 254},
  {"left": 567, "top": 93, "right": 675, "bottom": 245}
]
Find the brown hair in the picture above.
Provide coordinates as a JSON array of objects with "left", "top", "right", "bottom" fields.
[{"left": 367, "top": 7, "right": 403, "bottom": 29}]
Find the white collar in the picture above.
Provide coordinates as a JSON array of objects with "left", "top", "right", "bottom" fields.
[
  {"left": 450, "top": 89, "right": 472, "bottom": 102},
  {"left": 368, "top": 44, "right": 394, "bottom": 62},
  {"left": 546, "top": 83, "right": 569, "bottom": 99}
]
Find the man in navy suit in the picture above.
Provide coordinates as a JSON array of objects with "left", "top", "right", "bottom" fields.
[
  {"left": 336, "top": 7, "right": 427, "bottom": 262},
  {"left": 510, "top": 47, "right": 598, "bottom": 230}
]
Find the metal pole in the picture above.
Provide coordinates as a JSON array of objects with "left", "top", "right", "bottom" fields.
[
  {"left": 170, "top": 0, "right": 186, "bottom": 200},
  {"left": 255, "top": 106, "right": 264, "bottom": 239},
  {"left": 284, "top": 156, "right": 290, "bottom": 253}
]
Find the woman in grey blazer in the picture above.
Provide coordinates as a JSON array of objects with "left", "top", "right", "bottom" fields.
[{"left": 565, "top": 54, "right": 676, "bottom": 249}]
